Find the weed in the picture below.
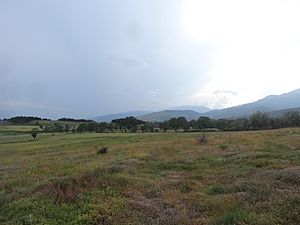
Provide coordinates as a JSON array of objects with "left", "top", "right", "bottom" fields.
[
  {"left": 219, "top": 144, "right": 229, "bottom": 150},
  {"left": 207, "top": 184, "right": 228, "bottom": 195},
  {"left": 196, "top": 133, "right": 208, "bottom": 144},
  {"left": 215, "top": 207, "right": 249, "bottom": 225},
  {"left": 96, "top": 146, "right": 108, "bottom": 154}
]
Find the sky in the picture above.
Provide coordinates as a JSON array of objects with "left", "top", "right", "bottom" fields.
[{"left": 1, "top": 0, "right": 300, "bottom": 119}]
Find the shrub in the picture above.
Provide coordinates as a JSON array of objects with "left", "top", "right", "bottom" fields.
[
  {"left": 96, "top": 146, "right": 108, "bottom": 154},
  {"left": 215, "top": 207, "right": 249, "bottom": 225},
  {"left": 31, "top": 131, "right": 37, "bottom": 140},
  {"left": 196, "top": 133, "right": 207, "bottom": 144},
  {"left": 219, "top": 144, "right": 229, "bottom": 150},
  {"left": 207, "top": 184, "right": 228, "bottom": 195},
  {"left": 41, "top": 178, "right": 82, "bottom": 202}
]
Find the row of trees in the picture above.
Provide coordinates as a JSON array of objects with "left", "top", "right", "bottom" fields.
[
  {"left": 57, "top": 118, "right": 93, "bottom": 123},
  {"left": 157, "top": 111, "right": 300, "bottom": 132},
  {"left": 41, "top": 123, "right": 75, "bottom": 133},
  {"left": 4, "top": 111, "right": 300, "bottom": 134},
  {"left": 2, "top": 116, "right": 92, "bottom": 124},
  {"left": 73, "top": 111, "right": 300, "bottom": 133},
  {"left": 4, "top": 116, "right": 50, "bottom": 124}
]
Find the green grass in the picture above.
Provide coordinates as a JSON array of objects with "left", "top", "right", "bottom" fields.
[
  {"left": 215, "top": 207, "right": 249, "bottom": 225},
  {"left": 219, "top": 143, "right": 230, "bottom": 150},
  {"left": 0, "top": 127, "right": 300, "bottom": 224},
  {"left": 0, "top": 125, "right": 41, "bottom": 132}
]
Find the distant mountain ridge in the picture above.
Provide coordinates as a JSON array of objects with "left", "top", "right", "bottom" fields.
[
  {"left": 267, "top": 107, "right": 300, "bottom": 118},
  {"left": 199, "top": 88, "right": 300, "bottom": 119},
  {"left": 92, "top": 111, "right": 152, "bottom": 122},
  {"left": 167, "top": 105, "right": 210, "bottom": 113},
  {"left": 137, "top": 110, "right": 201, "bottom": 122},
  {"left": 91, "top": 88, "right": 300, "bottom": 122}
]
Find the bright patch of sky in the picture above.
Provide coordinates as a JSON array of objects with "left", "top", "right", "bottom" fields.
[{"left": 181, "top": 0, "right": 300, "bottom": 108}]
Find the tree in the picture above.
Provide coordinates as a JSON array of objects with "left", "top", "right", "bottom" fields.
[
  {"left": 189, "top": 120, "right": 197, "bottom": 130},
  {"left": 71, "top": 127, "right": 76, "bottom": 133},
  {"left": 77, "top": 122, "right": 99, "bottom": 132},
  {"left": 249, "top": 112, "right": 271, "bottom": 130},
  {"left": 169, "top": 118, "right": 179, "bottom": 131},
  {"left": 31, "top": 131, "right": 37, "bottom": 140},
  {"left": 177, "top": 117, "right": 189, "bottom": 130},
  {"left": 216, "top": 119, "right": 231, "bottom": 131},
  {"left": 54, "top": 123, "right": 65, "bottom": 132},
  {"left": 141, "top": 123, "right": 154, "bottom": 132},
  {"left": 112, "top": 117, "right": 145, "bottom": 132},
  {"left": 270, "top": 117, "right": 282, "bottom": 129},
  {"left": 228, "top": 118, "right": 248, "bottom": 131},
  {"left": 196, "top": 117, "right": 214, "bottom": 129},
  {"left": 159, "top": 121, "right": 169, "bottom": 132},
  {"left": 31, "top": 127, "right": 39, "bottom": 140},
  {"left": 282, "top": 111, "right": 300, "bottom": 127},
  {"left": 64, "top": 124, "right": 71, "bottom": 133}
]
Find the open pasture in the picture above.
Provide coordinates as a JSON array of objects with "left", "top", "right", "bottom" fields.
[{"left": 0, "top": 128, "right": 299, "bottom": 224}]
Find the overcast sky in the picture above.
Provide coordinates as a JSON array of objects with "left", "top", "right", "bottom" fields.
[{"left": 1, "top": 0, "right": 300, "bottom": 118}]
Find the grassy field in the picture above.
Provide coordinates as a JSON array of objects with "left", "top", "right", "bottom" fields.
[
  {"left": 0, "top": 125, "right": 41, "bottom": 133},
  {"left": 0, "top": 128, "right": 299, "bottom": 225}
]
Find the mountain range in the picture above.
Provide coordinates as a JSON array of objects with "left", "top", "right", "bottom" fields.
[
  {"left": 167, "top": 105, "right": 210, "bottom": 113},
  {"left": 137, "top": 110, "right": 201, "bottom": 122},
  {"left": 199, "top": 88, "right": 300, "bottom": 119},
  {"left": 93, "top": 88, "right": 300, "bottom": 122},
  {"left": 266, "top": 107, "right": 300, "bottom": 118},
  {"left": 92, "top": 111, "right": 152, "bottom": 122}
]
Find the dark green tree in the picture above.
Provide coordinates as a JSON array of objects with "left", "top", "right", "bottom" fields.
[
  {"left": 196, "top": 117, "right": 214, "bottom": 129},
  {"left": 112, "top": 117, "right": 145, "bottom": 132},
  {"left": 169, "top": 118, "right": 179, "bottom": 131},
  {"left": 177, "top": 117, "right": 189, "bottom": 130},
  {"left": 31, "top": 131, "right": 37, "bottom": 140},
  {"left": 249, "top": 112, "right": 271, "bottom": 130},
  {"left": 282, "top": 111, "right": 300, "bottom": 127}
]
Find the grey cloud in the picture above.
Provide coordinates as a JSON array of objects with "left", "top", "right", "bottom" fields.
[{"left": 0, "top": 0, "right": 212, "bottom": 119}]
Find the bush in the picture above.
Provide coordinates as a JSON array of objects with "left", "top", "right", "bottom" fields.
[
  {"left": 96, "top": 146, "right": 108, "bottom": 154},
  {"left": 215, "top": 207, "right": 249, "bottom": 225},
  {"left": 196, "top": 133, "right": 207, "bottom": 144},
  {"left": 31, "top": 131, "right": 37, "bottom": 140},
  {"left": 207, "top": 184, "right": 228, "bottom": 195},
  {"left": 219, "top": 144, "right": 229, "bottom": 150}
]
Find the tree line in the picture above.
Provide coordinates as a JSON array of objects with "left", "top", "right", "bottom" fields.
[
  {"left": 2, "top": 111, "right": 300, "bottom": 133},
  {"left": 157, "top": 111, "right": 300, "bottom": 132},
  {"left": 46, "top": 111, "right": 300, "bottom": 133},
  {"left": 3, "top": 116, "right": 50, "bottom": 124}
]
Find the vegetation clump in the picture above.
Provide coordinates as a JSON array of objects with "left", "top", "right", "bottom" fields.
[
  {"left": 207, "top": 184, "right": 228, "bottom": 195},
  {"left": 31, "top": 129, "right": 38, "bottom": 140},
  {"left": 196, "top": 133, "right": 208, "bottom": 144},
  {"left": 219, "top": 144, "right": 229, "bottom": 150},
  {"left": 96, "top": 146, "right": 108, "bottom": 154},
  {"left": 215, "top": 207, "right": 249, "bottom": 225}
]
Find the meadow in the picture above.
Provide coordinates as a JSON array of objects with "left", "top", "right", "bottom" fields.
[{"left": 0, "top": 128, "right": 299, "bottom": 225}]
